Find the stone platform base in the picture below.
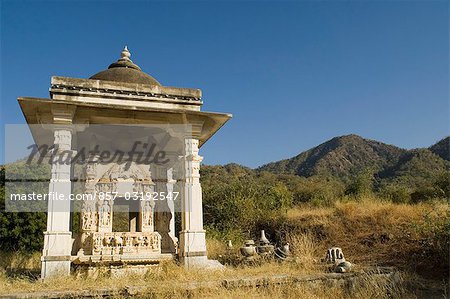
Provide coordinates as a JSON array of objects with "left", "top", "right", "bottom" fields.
[
  {"left": 181, "top": 256, "right": 224, "bottom": 270},
  {"left": 1, "top": 267, "right": 403, "bottom": 299},
  {"left": 74, "top": 263, "right": 162, "bottom": 278},
  {"left": 72, "top": 253, "right": 175, "bottom": 278}
]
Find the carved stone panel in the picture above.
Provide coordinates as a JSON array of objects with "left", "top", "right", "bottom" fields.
[{"left": 89, "top": 231, "right": 161, "bottom": 256}]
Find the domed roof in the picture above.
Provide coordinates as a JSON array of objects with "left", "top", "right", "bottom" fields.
[{"left": 90, "top": 47, "right": 161, "bottom": 86}]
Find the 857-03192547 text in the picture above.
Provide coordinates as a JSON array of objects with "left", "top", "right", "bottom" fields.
[{"left": 8, "top": 191, "right": 180, "bottom": 201}]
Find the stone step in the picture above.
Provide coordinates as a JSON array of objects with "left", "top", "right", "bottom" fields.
[{"left": 0, "top": 268, "right": 398, "bottom": 298}]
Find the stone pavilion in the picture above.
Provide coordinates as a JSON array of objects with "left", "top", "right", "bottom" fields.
[{"left": 17, "top": 47, "right": 232, "bottom": 278}]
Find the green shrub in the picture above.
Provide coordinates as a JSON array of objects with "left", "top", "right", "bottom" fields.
[
  {"left": 345, "top": 169, "right": 375, "bottom": 198},
  {"left": 277, "top": 175, "right": 344, "bottom": 206},
  {"left": 202, "top": 175, "right": 292, "bottom": 238},
  {"left": 410, "top": 186, "right": 442, "bottom": 203},
  {"left": 433, "top": 171, "right": 450, "bottom": 199},
  {"left": 379, "top": 184, "right": 411, "bottom": 204},
  {"left": 411, "top": 204, "right": 450, "bottom": 276}
]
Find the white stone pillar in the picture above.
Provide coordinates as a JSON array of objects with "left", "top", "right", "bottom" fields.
[
  {"left": 166, "top": 167, "right": 177, "bottom": 246},
  {"left": 178, "top": 138, "right": 208, "bottom": 266},
  {"left": 154, "top": 166, "right": 177, "bottom": 253},
  {"left": 41, "top": 128, "right": 73, "bottom": 279}
]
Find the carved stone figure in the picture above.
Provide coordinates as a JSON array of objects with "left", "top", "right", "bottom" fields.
[
  {"left": 152, "top": 235, "right": 159, "bottom": 249},
  {"left": 81, "top": 202, "right": 96, "bottom": 231},
  {"left": 143, "top": 201, "right": 153, "bottom": 226},
  {"left": 94, "top": 235, "right": 102, "bottom": 252},
  {"left": 103, "top": 236, "right": 111, "bottom": 247},
  {"left": 99, "top": 201, "right": 111, "bottom": 226},
  {"left": 124, "top": 235, "right": 132, "bottom": 247},
  {"left": 113, "top": 235, "right": 123, "bottom": 247}
]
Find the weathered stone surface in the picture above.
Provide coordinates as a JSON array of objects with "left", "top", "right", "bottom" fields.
[
  {"left": 51, "top": 76, "right": 202, "bottom": 102},
  {"left": 0, "top": 268, "right": 399, "bottom": 299},
  {"left": 90, "top": 46, "right": 161, "bottom": 86}
]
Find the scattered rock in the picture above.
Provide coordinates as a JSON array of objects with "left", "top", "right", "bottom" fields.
[
  {"left": 325, "top": 247, "right": 346, "bottom": 265},
  {"left": 275, "top": 244, "right": 290, "bottom": 261},
  {"left": 325, "top": 247, "right": 353, "bottom": 273},
  {"left": 335, "top": 261, "right": 352, "bottom": 273}
]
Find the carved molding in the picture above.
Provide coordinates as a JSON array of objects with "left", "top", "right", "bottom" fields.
[
  {"left": 51, "top": 84, "right": 202, "bottom": 102},
  {"left": 87, "top": 231, "right": 161, "bottom": 256}
]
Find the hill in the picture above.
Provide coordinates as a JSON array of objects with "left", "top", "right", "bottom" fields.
[
  {"left": 429, "top": 136, "right": 450, "bottom": 161},
  {"left": 258, "top": 135, "right": 450, "bottom": 189},
  {"left": 258, "top": 135, "right": 406, "bottom": 182},
  {"left": 378, "top": 148, "right": 450, "bottom": 188}
]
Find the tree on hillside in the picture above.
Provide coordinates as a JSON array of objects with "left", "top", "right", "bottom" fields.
[{"left": 345, "top": 168, "right": 375, "bottom": 197}]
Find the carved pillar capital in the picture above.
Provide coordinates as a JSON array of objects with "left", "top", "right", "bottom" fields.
[{"left": 51, "top": 104, "right": 76, "bottom": 125}]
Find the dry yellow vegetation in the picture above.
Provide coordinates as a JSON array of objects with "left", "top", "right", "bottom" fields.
[
  {"left": 0, "top": 198, "right": 448, "bottom": 298},
  {"left": 282, "top": 198, "right": 449, "bottom": 278},
  {"left": 0, "top": 258, "right": 410, "bottom": 298}
]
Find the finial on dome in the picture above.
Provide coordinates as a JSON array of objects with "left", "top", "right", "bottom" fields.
[
  {"left": 101, "top": 46, "right": 142, "bottom": 71},
  {"left": 121, "top": 46, "right": 131, "bottom": 61}
]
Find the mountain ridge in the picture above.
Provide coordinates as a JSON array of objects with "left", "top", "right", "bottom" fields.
[
  {"left": 429, "top": 136, "right": 450, "bottom": 161},
  {"left": 257, "top": 134, "right": 449, "bottom": 185}
]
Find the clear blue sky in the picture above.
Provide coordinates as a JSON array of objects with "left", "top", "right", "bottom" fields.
[{"left": 1, "top": 0, "right": 448, "bottom": 167}]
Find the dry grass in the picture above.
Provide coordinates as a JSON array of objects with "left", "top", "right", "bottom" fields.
[
  {"left": 0, "top": 260, "right": 410, "bottom": 298},
  {"left": 0, "top": 251, "right": 40, "bottom": 271},
  {"left": 287, "top": 233, "right": 322, "bottom": 271},
  {"left": 0, "top": 256, "right": 309, "bottom": 294},
  {"left": 287, "top": 205, "right": 334, "bottom": 220},
  {"left": 285, "top": 198, "right": 450, "bottom": 278},
  {"left": 0, "top": 248, "right": 409, "bottom": 298},
  {"left": 0, "top": 198, "right": 447, "bottom": 297},
  {"left": 206, "top": 237, "right": 226, "bottom": 260}
]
